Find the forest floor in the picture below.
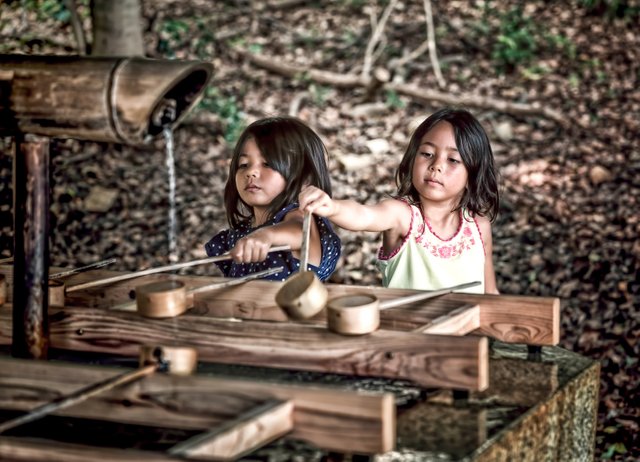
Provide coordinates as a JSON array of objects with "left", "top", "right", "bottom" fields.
[{"left": 0, "top": 1, "right": 638, "bottom": 459}]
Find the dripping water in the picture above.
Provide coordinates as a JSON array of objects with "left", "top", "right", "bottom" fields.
[{"left": 163, "top": 126, "right": 178, "bottom": 263}]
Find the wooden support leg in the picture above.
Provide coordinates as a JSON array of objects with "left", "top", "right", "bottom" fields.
[{"left": 12, "top": 134, "right": 50, "bottom": 359}]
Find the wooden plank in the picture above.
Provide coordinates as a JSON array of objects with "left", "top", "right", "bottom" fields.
[
  {"left": 416, "top": 305, "right": 481, "bottom": 335},
  {"left": 0, "top": 356, "right": 395, "bottom": 454},
  {"left": 0, "top": 437, "right": 178, "bottom": 462},
  {"left": 1, "top": 265, "right": 559, "bottom": 344},
  {"left": 168, "top": 399, "right": 294, "bottom": 460},
  {"left": 446, "top": 293, "right": 560, "bottom": 346},
  {"left": 0, "top": 266, "right": 481, "bottom": 330},
  {"left": 0, "top": 305, "right": 488, "bottom": 391}
]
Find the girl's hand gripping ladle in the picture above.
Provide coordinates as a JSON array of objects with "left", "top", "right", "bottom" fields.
[{"left": 275, "top": 212, "right": 328, "bottom": 319}]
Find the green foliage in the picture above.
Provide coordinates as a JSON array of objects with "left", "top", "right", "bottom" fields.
[
  {"left": 309, "top": 84, "right": 330, "bottom": 106},
  {"left": 22, "top": 0, "right": 71, "bottom": 22},
  {"left": 601, "top": 442, "right": 627, "bottom": 459},
  {"left": 197, "top": 87, "right": 246, "bottom": 145},
  {"left": 482, "top": 4, "right": 578, "bottom": 75},
  {"left": 384, "top": 89, "right": 405, "bottom": 109},
  {"left": 157, "top": 18, "right": 190, "bottom": 57},
  {"left": 491, "top": 7, "right": 538, "bottom": 73},
  {"left": 580, "top": 0, "right": 640, "bottom": 20}
]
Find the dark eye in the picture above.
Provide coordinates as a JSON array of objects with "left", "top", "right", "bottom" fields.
[
  {"left": 237, "top": 163, "right": 248, "bottom": 169},
  {"left": 448, "top": 158, "right": 461, "bottom": 164},
  {"left": 420, "top": 151, "right": 434, "bottom": 158}
]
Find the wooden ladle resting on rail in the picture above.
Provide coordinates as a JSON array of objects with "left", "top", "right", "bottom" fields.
[
  {"left": 47, "top": 246, "right": 290, "bottom": 307},
  {"left": 326, "top": 281, "right": 482, "bottom": 335},
  {"left": 113, "top": 266, "right": 283, "bottom": 318},
  {"left": 0, "top": 345, "right": 197, "bottom": 435}
]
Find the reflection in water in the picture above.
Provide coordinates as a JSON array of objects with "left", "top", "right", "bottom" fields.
[{"left": 163, "top": 127, "right": 178, "bottom": 263}]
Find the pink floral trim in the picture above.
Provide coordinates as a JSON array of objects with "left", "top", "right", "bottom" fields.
[
  {"left": 472, "top": 214, "right": 487, "bottom": 256},
  {"left": 377, "top": 199, "right": 416, "bottom": 261},
  {"left": 415, "top": 209, "right": 482, "bottom": 260}
]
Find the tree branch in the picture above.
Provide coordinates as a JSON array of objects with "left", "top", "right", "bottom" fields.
[
  {"left": 423, "top": 0, "right": 445, "bottom": 88},
  {"left": 236, "top": 48, "right": 567, "bottom": 126},
  {"left": 64, "top": 0, "right": 87, "bottom": 55},
  {"left": 362, "top": 0, "right": 399, "bottom": 80}
]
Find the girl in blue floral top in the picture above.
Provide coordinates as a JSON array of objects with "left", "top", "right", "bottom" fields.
[{"left": 205, "top": 116, "right": 341, "bottom": 282}]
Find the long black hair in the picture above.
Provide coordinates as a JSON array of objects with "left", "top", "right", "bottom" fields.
[
  {"left": 224, "top": 116, "right": 332, "bottom": 228},
  {"left": 395, "top": 107, "right": 500, "bottom": 221}
]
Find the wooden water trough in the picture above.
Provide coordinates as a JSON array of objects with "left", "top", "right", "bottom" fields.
[
  {"left": 0, "top": 264, "right": 593, "bottom": 460},
  {"left": 0, "top": 356, "right": 395, "bottom": 460},
  {"left": 0, "top": 264, "right": 560, "bottom": 393}
]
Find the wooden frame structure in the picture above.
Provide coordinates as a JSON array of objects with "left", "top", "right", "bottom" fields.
[{"left": 0, "top": 357, "right": 395, "bottom": 459}]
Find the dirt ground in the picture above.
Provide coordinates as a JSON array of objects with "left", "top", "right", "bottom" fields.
[{"left": 0, "top": 1, "right": 638, "bottom": 459}]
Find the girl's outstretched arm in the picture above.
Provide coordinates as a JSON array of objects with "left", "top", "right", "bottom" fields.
[
  {"left": 477, "top": 216, "right": 499, "bottom": 294},
  {"left": 228, "top": 209, "right": 322, "bottom": 265},
  {"left": 299, "top": 185, "right": 406, "bottom": 233}
]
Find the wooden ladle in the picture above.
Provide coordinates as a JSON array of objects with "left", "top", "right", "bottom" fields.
[
  {"left": 327, "top": 281, "right": 482, "bottom": 335},
  {"left": 0, "top": 345, "right": 197, "bottom": 434},
  {"left": 275, "top": 212, "right": 328, "bottom": 320},
  {"left": 45, "top": 247, "right": 289, "bottom": 308},
  {"left": 65, "top": 245, "right": 290, "bottom": 293},
  {"left": 114, "top": 266, "right": 283, "bottom": 318}
]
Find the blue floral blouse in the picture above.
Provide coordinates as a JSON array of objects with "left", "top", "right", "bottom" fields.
[{"left": 204, "top": 203, "right": 341, "bottom": 282}]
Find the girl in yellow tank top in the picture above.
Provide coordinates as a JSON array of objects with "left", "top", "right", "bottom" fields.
[{"left": 299, "top": 107, "right": 500, "bottom": 294}]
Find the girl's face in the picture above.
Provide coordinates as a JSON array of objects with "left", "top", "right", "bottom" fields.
[
  {"left": 411, "top": 121, "right": 468, "bottom": 207},
  {"left": 235, "top": 137, "right": 286, "bottom": 221}
]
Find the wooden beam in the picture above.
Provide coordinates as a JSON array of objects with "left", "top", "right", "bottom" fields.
[
  {"left": 0, "top": 305, "right": 488, "bottom": 391},
  {"left": 168, "top": 399, "right": 293, "bottom": 460},
  {"left": 446, "top": 293, "right": 561, "bottom": 346},
  {"left": 416, "top": 305, "right": 481, "bottom": 335},
  {"left": 0, "top": 437, "right": 178, "bottom": 462},
  {"left": 0, "top": 356, "right": 395, "bottom": 454},
  {"left": 0, "top": 266, "right": 559, "bottom": 345}
]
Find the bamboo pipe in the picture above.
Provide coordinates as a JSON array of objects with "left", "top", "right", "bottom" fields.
[
  {"left": 66, "top": 246, "right": 290, "bottom": 293},
  {"left": 0, "top": 55, "right": 213, "bottom": 145}
]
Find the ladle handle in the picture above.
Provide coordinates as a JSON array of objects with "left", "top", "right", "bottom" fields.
[
  {"left": 299, "top": 212, "right": 311, "bottom": 272},
  {"left": 49, "top": 258, "right": 117, "bottom": 280},
  {"left": 378, "top": 281, "right": 482, "bottom": 310},
  {"left": 111, "top": 266, "right": 284, "bottom": 312},
  {"left": 0, "top": 363, "right": 157, "bottom": 434},
  {"left": 67, "top": 245, "right": 290, "bottom": 293},
  {"left": 188, "top": 266, "right": 284, "bottom": 295}
]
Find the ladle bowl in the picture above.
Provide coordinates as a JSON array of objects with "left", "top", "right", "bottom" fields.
[
  {"left": 327, "top": 294, "right": 379, "bottom": 335},
  {"left": 275, "top": 271, "right": 328, "bottom": 320},
  {"left": 0, "top": 274, "right": 6, "bottom": 306},
  {"left": 48, "top": 279, "right": 65, "bottom": 307},
  {"left": 136, "top": 280, "right": 189, "bottom": 318},
  {"left": 327, "top": 281, "right": 482, "bottom": 335},
  {"left": 139, "top": 345, "right": 197, "bottom": 375}
]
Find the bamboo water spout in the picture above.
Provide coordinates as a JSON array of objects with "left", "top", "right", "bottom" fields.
[
  {"left": 1, "top": 54, "right": 214, "bottom": 359},
  {"left": 0, "top": 55, "right": 213, "bottom": 144}
]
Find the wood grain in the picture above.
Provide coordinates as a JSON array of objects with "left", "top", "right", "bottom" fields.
[
  {"left": 0, "top": 265, "right": 560, "bottom": 345},
  {"left": 0, "top": 356, "right": 395, "bottom": 454},
  {"left": 0, "top": 304, "right": 488, "bottom": 391},
  {"left": 168, "top": 399, "right": 294, "bottom": 460}
]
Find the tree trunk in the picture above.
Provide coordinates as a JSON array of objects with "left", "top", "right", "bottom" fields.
[{"left": 90, "top": 0, "right": 144, "bottom": 56}]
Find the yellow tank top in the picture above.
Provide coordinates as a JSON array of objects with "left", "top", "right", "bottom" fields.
[{"left": 376, "top": 201, "right": 485, "bottom": 293}]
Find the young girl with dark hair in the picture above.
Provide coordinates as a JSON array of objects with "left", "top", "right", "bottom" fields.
[
  {"left": 299, "top": 107, "right": 500, "bottom": 293},
  {"left": 205, "top": 116, "right": 341, "bottom": 281}
]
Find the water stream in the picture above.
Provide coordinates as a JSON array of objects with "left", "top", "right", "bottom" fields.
[{"left": 163, "top": 127, "right": 178, "bottom": 262}]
